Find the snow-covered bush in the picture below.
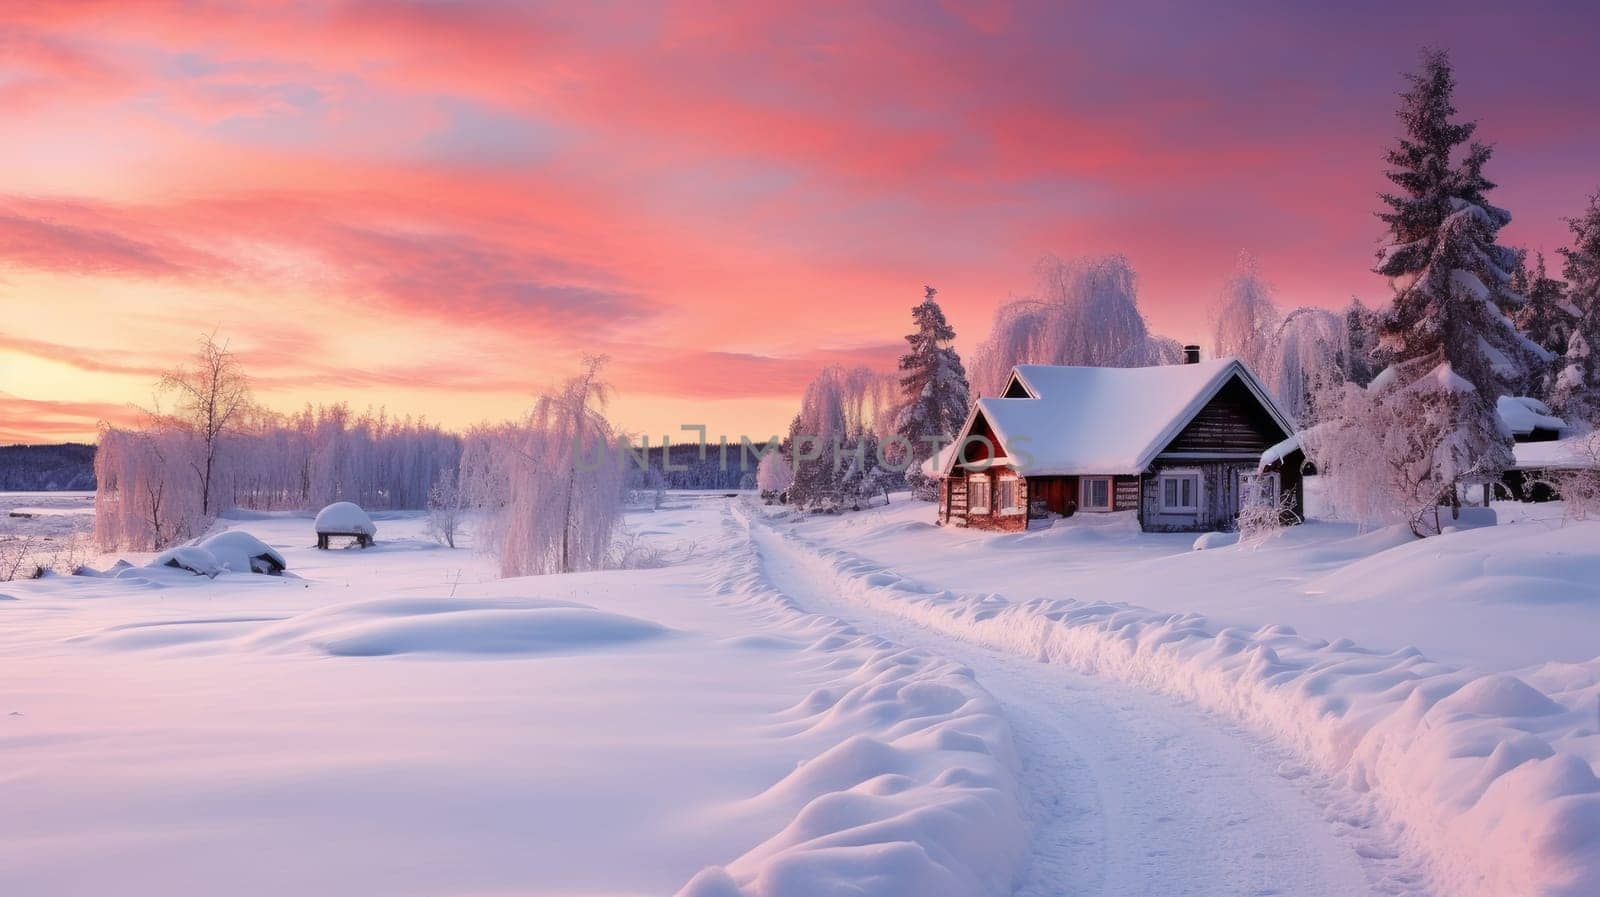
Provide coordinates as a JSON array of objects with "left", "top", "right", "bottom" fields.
[
  {"left": 1308, "top": 363, "right": 1495, "bottom": 536},
  {"left": 427, "top": 469, "right": 462, "bottom": 548},
  {"left": 754, "top": 449, "right": 793, "bottom": 503},
  {"left": 1235, "top": 483, "right": 1301, "bottom": 545},
  {"left": 1547, "top": 432, "right": 1600, "bottom": 520},
  {"left": 969, "top": 254, "right": 1181, "bottom": 396},
  {"left": 784, "top": 365, "right": 898, "bottom": 511}
]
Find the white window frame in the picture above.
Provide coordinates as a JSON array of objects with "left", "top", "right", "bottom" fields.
[
  {"left": 1238, "top": 470, "right": 1280, "bottom": 512},
  {"left": 1158, "top": 469, "right": 1202, "bottom": 514},
  {"left": 968, "top": 473, "right": 991, "bottom": 515},
  {"left": 997, "top": 475, "right": 1024, "bottom": 516},
  {"left": 1079, "top": 476, "right": 1113, "bottom": 512}
]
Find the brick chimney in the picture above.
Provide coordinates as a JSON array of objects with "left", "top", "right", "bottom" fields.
[{"left": 1183, "top": 345, "right": 1201, "bottom": 364}]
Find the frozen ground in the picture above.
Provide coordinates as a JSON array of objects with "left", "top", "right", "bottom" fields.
[{"left": 3, "top": 491, "right": 1597, "bottom": 896}]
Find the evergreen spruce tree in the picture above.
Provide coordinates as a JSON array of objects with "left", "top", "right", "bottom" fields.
[
  {"left": 1342, "top": 296, "right": 1381, "bottom": 387},
  {"left": 1370, "top": 50, "right": 1548, "bottom": 493},
  {"left": 1553, "top": 191, "right": 1600, "bottom": 422},
  {"left": 1513, "top": 252, "right": 1576, "bottom": 397},
  {"left": 893, "top": 286, "right": 972, "bottom": 500}
]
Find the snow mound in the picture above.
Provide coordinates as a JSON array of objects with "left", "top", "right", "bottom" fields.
[
  {"left": 752, "top": 512, "right": 1600, "bottom": 897},
  {"left": 314, "top": 501, "right": 376, "bottom": 536},
  {"left": 677, "top": 510, "right": 1025, "bottom": 897},
  {"left": 148, "top": 546, "right": 222, "bottom": 577},
  {"left": 198, "top": 530, "right": 287, "bottom": 575},
  {"left": 1192, "top": 531, "right": 1238, "bottom": 550},
  {"left": 247, "top": 596, "right": 667, "bottom": 657}
]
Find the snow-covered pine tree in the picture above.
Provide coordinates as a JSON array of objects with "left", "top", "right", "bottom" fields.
[
  {"left": 1342, "top": 297, "right": 1381, "bottom": 387},
  {"left": 893, "top": 286, "right": 971, "bottom": 500},
  {"left": 1553, "top": 190, "right": 1600, "bottom": 422},
  {"left": 1513, "top": 252, "right": 1576, "bottom": 398},
  {"left": 1369, "top": 50, "right": 1548, "bottom": 487}
]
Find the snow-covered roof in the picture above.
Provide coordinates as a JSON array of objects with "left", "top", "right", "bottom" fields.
[
  {"left": 1496, "top": 395, "right": 1567, "bottom": 437},
  {"left": 1512, "top": 433, "right": 1599, "bottom": 471},
  {"left": 314, "top": 501, "right": 377, "bottom": 536},
  {"left": 939, "top": 358, "right": 1295, "bottom": 477}
]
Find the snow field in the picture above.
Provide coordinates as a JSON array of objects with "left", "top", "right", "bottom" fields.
[
  {"left": 748, "top": 505, "right": 1600, "bottom": 897},
  {"left": 0, "top": 498, "right": 1029, "bottom": 897}
]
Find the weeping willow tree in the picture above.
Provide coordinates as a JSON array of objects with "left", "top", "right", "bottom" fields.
[{"left": 469, "top": 356, "right": 626, "bottom": 576}]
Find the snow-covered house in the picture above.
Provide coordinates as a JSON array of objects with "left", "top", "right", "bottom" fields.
[
  {"left": 1494, "top": 396, "right": 1598, "bottom": 501},
  {"left": 926, "top": 357, "right": 1302, "bottom": 533}
]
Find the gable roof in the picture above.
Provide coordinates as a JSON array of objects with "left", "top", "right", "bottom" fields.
[{"left": 935, "top": 358, "right": 1295, "bottom": 477}]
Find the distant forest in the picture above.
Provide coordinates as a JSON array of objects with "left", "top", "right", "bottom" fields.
[
  {"left": 0, "top": 442, "right": 754, "bottom": 494},
  {"left": 0, "top": 444, "right": 97, "bottom": 491}
]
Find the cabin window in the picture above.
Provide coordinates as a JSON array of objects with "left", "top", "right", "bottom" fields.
[
  {"left": 969, "top": 474, "right": 991, "bottom": 514},
  {"left": 1080, "top": 477, "right": 1112, "bottom": 511},
  {"left": 1238, "top": 471, "right": 1280, "bottom": 511},
  {"left": 997, "top": 477, "right": 1023, "bottom": 515},
  {"left": 1158, "top": 471, "right": 1201, "bottom": 513}
]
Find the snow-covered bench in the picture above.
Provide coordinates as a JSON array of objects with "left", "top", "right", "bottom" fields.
[{"left": 314, "top": 502, "right": 377, "bottom": 550}]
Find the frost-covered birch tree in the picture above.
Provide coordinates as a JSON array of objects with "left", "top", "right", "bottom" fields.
[
  {"left": 970, "top": 254, "right": 1180, "bottom": 396},
  {"left": 893, "top": 286, "right": 970, "bottom": 499},
  {"left": 160, "top": 333, "right": 253, "bottom": 516}
]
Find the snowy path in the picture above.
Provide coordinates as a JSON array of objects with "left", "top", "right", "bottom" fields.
[{"left": 747, "top": 511, "right": 1400, "bottom": 897}]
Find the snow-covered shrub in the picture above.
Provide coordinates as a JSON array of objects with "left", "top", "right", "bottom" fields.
[
  {"left": 969, "top": 254, "right": 1181, "bottom": 396},
  {"left": 754, "top": 449, "right": 793, "bottom": 503},
  {"left": 1308, "top": 363, "right": 1496, "bottom": 536},
  {"left": 1548, "top": 432, "right": 1600, "bottom": 520},
  {"left": 1236, "top": 483, "right": 1302, "bottom": 545},
  {"left": 785, "top": 365, "right": 898, "bottom": 511},
  {"left": 427, "top": 469, "right": 462, "bottom": 548}
]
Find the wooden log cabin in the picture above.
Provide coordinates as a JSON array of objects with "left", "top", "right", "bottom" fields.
[{"left": 925, "top": 355, "right": 1303, "bottom": 533}]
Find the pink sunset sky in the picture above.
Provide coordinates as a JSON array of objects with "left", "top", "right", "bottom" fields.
[{"left": 2, "top": 1, "right": 1597, "bottom": 445}]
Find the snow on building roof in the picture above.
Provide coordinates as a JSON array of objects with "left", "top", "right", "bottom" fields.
[
  {"left": 1259, "top": 434, "right": 1302, "bottom": 470},
  {"left": 1496, "top": 395, "right": 1568, "bottom": 437},
  {"left": 1512, "top": 432, "right": 1599, "bottom": 471},
  {"left": 941, "top": 358, "right": 1294, "bottom": 477},
  {"left": 314, "top": 501, "right": 377, "bottom": 536}
]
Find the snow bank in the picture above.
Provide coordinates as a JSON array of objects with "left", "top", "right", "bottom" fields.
[
  {"left": 245, "top": 596, "right": 668, "bottom": 657},
  {"left": 752, "top": 514, "right": 1600, "bottom": 897},
  {"left": 677, "top": 510, "right": 1026, "bottom": 897},
  {"left": 198, "top": 531, "right": 287, "bottom": 574},
  {"left": 148, "top": 546, "right": 222, "bottom": 577},
  {"left": 314, "top": 501, "right": 376, "bottom": 536}
]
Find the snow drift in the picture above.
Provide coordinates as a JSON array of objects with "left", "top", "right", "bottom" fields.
[
  {"left": 246, "top": 596, "right": 668, "bottom": 657},
  {"left": 749, "top": 508, "right": 1600, "bottom": 897},
  {"left": 675, "top": 511, "right": 1027, "bottom": 897}
]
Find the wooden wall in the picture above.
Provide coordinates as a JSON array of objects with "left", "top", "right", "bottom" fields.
[{"left": 1163, "top": 377, "right": 1287, "bottom": 455}]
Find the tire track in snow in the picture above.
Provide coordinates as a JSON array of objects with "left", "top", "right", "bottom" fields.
[{"left": 745, "top": 509, "right": 1411, "bottom": 897}]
